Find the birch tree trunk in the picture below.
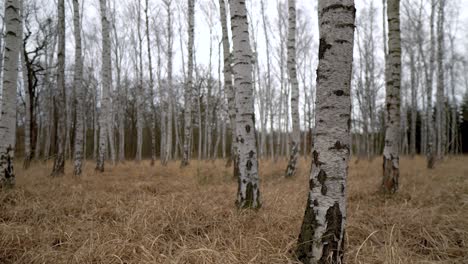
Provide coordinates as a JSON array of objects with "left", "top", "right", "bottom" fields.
[
  {"left": 260, "top": 0, "right": 275, "bottom": 160},
  {"left": 135, "top": 0, "right": 143, "bottom": 163},
  {"left": 181, "top": 0, "right": 195, "bottom": 167},
  {"left": 220, "top": 0, "right": 238, "bottom": 176},
  {"left": 285, "top": 0, "right": 300, "bottom": 177},
  {"left": 165, "top": 0, "right": 174, "bottom": 164},
  {"left": 51, "top": 0, "right": 66, "bottom": 176},
  {"left": 382, "top": 0, "right": 401, "bottom": 194},
  {"left": 426, "top": 0, "right": 436, "bottom": 168},
  {"left": 73, "top": 0, "right": 84, "bottom": 176},
  {"left": 0, "top": 0, "right": 21, "bottom": 187},
  {"left": 144, "top": 0, "right": 156, "bottom": 165},
  {"left": 296, "top": 1, "right": 355, "bottom": 261},
  {"left": 230, "top": 0, "right": 260, "bottom": 209},
  {"left": 435, "top": 0, "right": 445, "bottom": 159},
  {"left": 96, "top": 0, "right": 111, "bottom": 172},
  {"left": 409, "top": 49, "right": 417, "bottom": 157}
]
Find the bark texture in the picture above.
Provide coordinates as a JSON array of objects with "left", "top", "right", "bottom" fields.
[
  {"left": 96, "top": 0, "right": 111, "bottom": 172},
  {"left": 0, "top": 0, "right": 21, "bottom": 188},
  {"left": 51, "top": 0, "right": 66, "bottom": 177},
  {"left": 229, "top": 0, "right": 260, "bottom": 209},
  {"left": 285, "top": 0, "right": 300, "bottom": 177},
  {"left": 296, "top": 1, "right": 355, "bottom": 263},
  {"left": 181, "top": 0, "right": 195, "bottom": 167},
  {"left": 382, "top": 0, "right": 401, "bottom": 194},
  {"left": 73, "top": 0, "right": 84, "bottom": 176}
]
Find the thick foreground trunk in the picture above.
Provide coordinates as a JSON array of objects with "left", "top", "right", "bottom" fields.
[{"left": 296, "top": 1, "right": 355, "bottom": 263}]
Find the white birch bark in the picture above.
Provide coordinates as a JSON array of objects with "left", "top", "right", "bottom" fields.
[
  {"left": 220, "top": 0, "right": 238, "bottom": 175},
  {"left": 0, "top": 0, "right": 21, "bottom": 187},
  {"left": 426, "top": 0, "right": 436, "bottom": 168},
  {"left": 296, "top": 1, "right": 355, "bottom": 262},
  {"left": 435, "top": 0, "right": 445, "bottom": 159},
  {"left": 96, "top": 0, "right": 111, "bottom": 172},
  {"left": 145, "top": 0, "right": 156, "bottom": 165},
  {"left": 73, "top": 0, "right": 84, "bottom": 176},
  {"left": 135, "top": 0, "right": 143, "bottom": 162},
  {"left": 382, "top": 0, "right": 401, "bottom": 194},
  {"left": 285, "top": 0, "right": 300, "bottom": 177},
  {"left": 164, "top": 0, "right": 174, "bottom": 164},
  {"left": 181, "top": 0, "right": 195, "bottom": 167},
  {"left": 230, "top": 0, "right": 260, "bottom": 209},
  {"left": 51, "top": 0, "right": 66, "bottom": 176},
  {"left": 260, "top": 0, "right": 275, "bottom": 160}
]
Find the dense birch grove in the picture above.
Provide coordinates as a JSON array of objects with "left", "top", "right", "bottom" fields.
[{"left": 2, "top": 0, "right": 468, "bottom": 262}]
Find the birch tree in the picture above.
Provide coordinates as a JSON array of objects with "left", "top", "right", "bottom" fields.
[
  {"left": 0, "top": 0, "right": 21, "bottom": 187},
  {"left": 181, "top": 0, "right": 195, "bottom": 167},
  {"left": 96, "top": 0, "right": 112, "bottom": 172},
  {"left": 51, "top": 0, "right": 66, "bottom": 176},
  {"left": 230, "top": 0, "right": 260, "bottom": 209},
  {"left": 285, "top": 0, "right": 300, "bottom": 177},
  {"left": 382, "top": 0, "right": 401, "bottom": 194},
  {"left": 435, "top": 0, "right": 445, "bottom": 159},
  {"left": 145, "top": 0, "right": 156, "bottom": 165},
  {"left": 296, "top": 1, "right": 355, "bottom": 262},
  {"left": 73, "top": 0, "right": 84, "bottom": 176}
]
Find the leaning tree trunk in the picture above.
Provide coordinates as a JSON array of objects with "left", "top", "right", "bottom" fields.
[
  {"left": 230, "top": 0, "right": 260, "bottom": 209},
  {"left": 296, "top": 1, "right": 355, "bottom": 262},
  {"left": 0, "top": 0, "right": 21, "bottom": 188},
  {"left": 96, "top": 0, "right": 111, "bottom": 172},
  {"left": 285, "top": 0, "right": 300, "bottom": 177},
  {"left": 73, "top": 0, "right": 84, "bottom": 176},
  {"left": 181, "top": 0, "right": 195, "bottom": 167},
  {"left": 382, "top": 0, "right": 401, "bottom": 194},
  {"left": 51, "top": 0, "right": 67, "bottom": 177}
]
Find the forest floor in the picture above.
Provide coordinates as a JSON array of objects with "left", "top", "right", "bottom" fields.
[{"left": 1, "top": 156, "right": 468, "bottom": 263}]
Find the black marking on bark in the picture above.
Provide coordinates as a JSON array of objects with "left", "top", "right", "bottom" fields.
[
  {"left": 321, "top": 185, "right": 328, "bottom": 195},
  {"left": 319, "top": 202, "right": 344, "bottom": 264},
  {"left": 333, "top": 90, "right": 344, "bottom": 96},
  {"left": 341, "top": 184, "right": 345, "bottom": 194},
  {"left": 309, "top": 179, "right": 315, "bottom": 190},
  {"left": 329, "top": 141, "right": 349, "bottom": 151},
  {"left": 336, "top": 23, "right": 355, "bottom": 29},
  {"left": 323, "top": 4, "right": 356, "bottom": 13},
  {"left": 249, "top": 150, "right": 255, "bottom": 158},
  {"left": 295, "top": 198, "right": 320, "bottom": 263},
  {"left": 246, "top": 160, "right": 253, "bottom": 171},
  {"left": 319, "top": 38, "right": 332, "bottom": 60},
  {"left": 237, "top": 181, "right": 261, "bottom": 209},
  {"left": 318, "top": 170, "right": 327, "bottom": 185},
  {"left": 313, "top": 150, "right": 324, "bottom": 166},
  {"left": 245, "top": 125, "right": 251, "bottom": 133},
  {"left": 313, "top": 199, "right": 319, "bottom": 207}
]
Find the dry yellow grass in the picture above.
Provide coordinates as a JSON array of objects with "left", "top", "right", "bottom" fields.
[{"left": 1, "top": 156, "right": 467, "bottom": 263}]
